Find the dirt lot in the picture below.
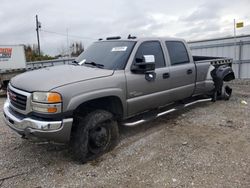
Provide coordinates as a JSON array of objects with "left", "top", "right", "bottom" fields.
[{"left": 0, "top": 80, "right": 250, "bottom": 188}]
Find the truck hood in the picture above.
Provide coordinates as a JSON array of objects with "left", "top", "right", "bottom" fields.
[{"left": 10, "top": 64, "right": 114, "bottom": 92}]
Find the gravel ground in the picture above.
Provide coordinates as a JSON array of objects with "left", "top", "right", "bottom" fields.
[{"left": 0, "top": 80, "right": 250, "bottom": 188}]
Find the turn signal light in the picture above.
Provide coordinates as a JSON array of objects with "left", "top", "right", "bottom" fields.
[
  {"left": 47, "top": 107, "right": 58, "bottom": 113},
  {"left": 47, "top": 93, "right": 62, "bottom": 103}
]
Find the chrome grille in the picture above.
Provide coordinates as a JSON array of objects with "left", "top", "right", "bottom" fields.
[{"left": 8, "top": 88, "right": 27, "bottom": 110}]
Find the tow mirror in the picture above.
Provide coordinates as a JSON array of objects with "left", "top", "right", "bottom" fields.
[{"left": 131, "top": 55, "right": 156, "bottom": 73}]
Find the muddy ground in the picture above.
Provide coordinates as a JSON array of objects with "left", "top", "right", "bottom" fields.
[{"left": 0, "top": 80, "right": 250, "bottom": 188}]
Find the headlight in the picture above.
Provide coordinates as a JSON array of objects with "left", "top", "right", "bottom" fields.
[
  {"left": 32, "top": 92, "right": 62, "bottom": 114},
  {"left": 32, "top": 92, "right": 62, "bottom": 103}
]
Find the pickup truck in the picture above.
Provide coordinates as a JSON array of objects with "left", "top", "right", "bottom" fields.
[{"left": 3, "top": 36, "right": 235, "bottom": 162}]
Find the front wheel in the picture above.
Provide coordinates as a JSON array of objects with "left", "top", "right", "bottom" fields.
[{"left": 70, "top": 110, "right": 119, "bottom": 163}]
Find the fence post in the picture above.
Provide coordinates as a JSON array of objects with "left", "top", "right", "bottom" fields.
[{"left": 238, "top": 41, "right": 243, "bottom": 79}]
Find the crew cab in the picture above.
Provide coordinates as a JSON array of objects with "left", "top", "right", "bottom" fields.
[{"left": 3, "top": 36, "right": 235, "bottom": 162}]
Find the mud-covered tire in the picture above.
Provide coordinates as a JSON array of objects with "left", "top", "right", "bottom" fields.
[
  {"left": 70, "top": 110, "right": 119, "bottom": 163},
  {"left": 211, "top": 84, "right": 232, "bottom": 102},
  {"left": 216, "top": 85, "right": 232, "bottom": 101},
  {"left": 222, "top": 85, "right": 232, "bottom": 100}
]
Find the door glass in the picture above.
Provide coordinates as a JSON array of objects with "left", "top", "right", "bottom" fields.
[
  {"left": 165, "top": 41, "right": 190, "bottom": 65},
  {"left": 134, "top": 41, "right": 165, "bottom": 68}
]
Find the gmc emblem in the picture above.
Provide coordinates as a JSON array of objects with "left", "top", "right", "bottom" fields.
[{"left": 9, "top": 91, "right": 17, "bottom": 101}]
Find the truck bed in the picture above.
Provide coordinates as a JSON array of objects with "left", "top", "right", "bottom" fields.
[
  {"left": 192, "top": 55, "right": 235, "bottom": 98},
  {"left": 193, "top": 55, "right": 233, "bottom": 66}
]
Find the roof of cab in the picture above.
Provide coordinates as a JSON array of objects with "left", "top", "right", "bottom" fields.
[{"left": 100, "top": 36, "right": 186, "bottom": 43}]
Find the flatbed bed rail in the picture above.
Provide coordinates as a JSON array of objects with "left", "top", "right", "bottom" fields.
[
  {"left": 193, "top": 56, "right": 233, "bottom": 66},
  {"left": 0, "top": 58, "right": 75, "bottom": 74}
]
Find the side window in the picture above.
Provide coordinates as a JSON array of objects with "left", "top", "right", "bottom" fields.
[
  {"left": 134, "top": 41, "right": 165, "bottom": 68},
  {"left": 165, "top": 41, "right": 190, "bottom": 65}
]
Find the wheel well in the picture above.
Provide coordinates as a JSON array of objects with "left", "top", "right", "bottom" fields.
[
  {"left": 74, "top": 96, "right": 124, "bottom": 120},
  {"left": 223, "top": 72, "right": 235, "bottom": 81}
]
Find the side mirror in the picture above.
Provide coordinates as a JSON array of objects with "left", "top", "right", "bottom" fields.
[{"left": 131, "top": 55, "right": 156, "bottom": 74}]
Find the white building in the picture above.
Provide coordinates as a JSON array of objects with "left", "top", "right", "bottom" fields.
[{"left": 188, "top": 35, "right": 250, "bottom": 78}]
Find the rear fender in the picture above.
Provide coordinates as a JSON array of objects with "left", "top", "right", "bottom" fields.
[
  {"left": 214, "top": 65, "right": 235, "bottom": 82},
  {"left": 211, "top": 65, "right": 235, "bottom": 94}
]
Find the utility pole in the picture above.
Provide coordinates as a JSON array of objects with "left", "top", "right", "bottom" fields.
[
  {"left": 36, "top": 15, "right": 41, "bottom": 56},
  {"left": 66, "top": 28, "right": 69, "bottom": 57},
  {"left": 233, "top": 19, "right": 236, "bottom": 61}
]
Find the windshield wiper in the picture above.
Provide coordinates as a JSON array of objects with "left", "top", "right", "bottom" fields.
[{"left": 84, "top": 62, "right": 104, "bottom": 68}]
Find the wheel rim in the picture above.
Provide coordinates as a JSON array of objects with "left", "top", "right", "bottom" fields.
[{"left": 88, "top": 123, "right": 110, "bottom": 154}]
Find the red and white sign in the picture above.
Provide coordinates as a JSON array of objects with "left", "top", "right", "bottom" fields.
[{"left": 0, "top": 48, "right": 12, "bottom": 59}]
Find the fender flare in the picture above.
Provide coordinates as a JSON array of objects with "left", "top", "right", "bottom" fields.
[
  {"left": 213, "top": 65, "right": 235, "bottom": 82},
  {"left": 210, "top": 65, "right": 235, "bottom": 96},
  {"left": 65, "top": 88, "right": 127, "bottom": 116}
]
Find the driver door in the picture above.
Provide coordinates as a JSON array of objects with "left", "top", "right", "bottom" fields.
[{"left": 125, "top": 41, "right": 171, "bottom": 116}]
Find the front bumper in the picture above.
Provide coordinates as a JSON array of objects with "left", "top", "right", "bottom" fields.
[{"left": 3, "top": 100, "right": 73, "bottom": 143}]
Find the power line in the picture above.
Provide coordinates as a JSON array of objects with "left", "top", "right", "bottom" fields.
[{"left": 40, "top": 29, "right": 96, "bottom": 40}]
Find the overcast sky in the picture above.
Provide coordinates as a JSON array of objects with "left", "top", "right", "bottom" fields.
[{"left": 0, "top": 0, "right": 249, "bottom": 55}]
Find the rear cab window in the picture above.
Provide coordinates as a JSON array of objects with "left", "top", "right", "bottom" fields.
[{"left": 165, "top": 41, "right": 190, "bottom": 65}]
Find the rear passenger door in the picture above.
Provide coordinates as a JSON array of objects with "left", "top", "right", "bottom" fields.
[{"left": 165, "top": 41, "right": 196, "bottom": 101}]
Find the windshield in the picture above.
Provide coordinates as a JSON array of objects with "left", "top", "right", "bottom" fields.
[{"left": 75, "top": 41, "right": 136, "bottom": 70}]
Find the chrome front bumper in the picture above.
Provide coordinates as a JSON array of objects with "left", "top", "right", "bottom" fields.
[{"left": 3, "top": 100, "right": 73, "bottom": 143}]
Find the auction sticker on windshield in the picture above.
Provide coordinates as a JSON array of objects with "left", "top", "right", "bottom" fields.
[{"left": 111, "top": 46, "right": 127, "bottom": 52}]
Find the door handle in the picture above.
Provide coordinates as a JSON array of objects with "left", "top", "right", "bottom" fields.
[
  {"left": 162, "top": 73, "right": 170, "bottom": 79},
  {"left": 187, "top": 69, "right": 193, "bottom": 75}
]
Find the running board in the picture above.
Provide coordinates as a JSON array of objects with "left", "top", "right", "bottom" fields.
[{"left": 123, "top": 98, "right": 212, "bottom": 126}]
